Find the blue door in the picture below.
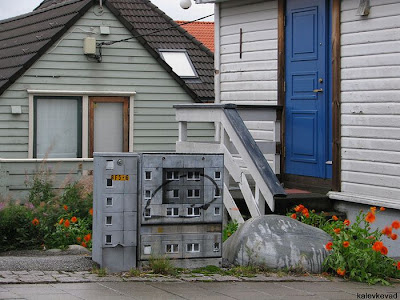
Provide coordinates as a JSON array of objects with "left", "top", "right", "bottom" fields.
[{"left": 285, "top": 0, "right": 332, "bottom": 179}]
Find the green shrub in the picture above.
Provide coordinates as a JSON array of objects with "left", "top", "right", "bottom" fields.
[
  {"left": 148, "top": 255, "right": 176, "bottom": 275},
  {"left": 0, "top": 203, "right": 42, "bottom": 251},
  {"left": 223, "top": 220, "right": 239, "bottom": 242},
  {"left": 288, "top": 205, "right": 400, "bottom": 285}
]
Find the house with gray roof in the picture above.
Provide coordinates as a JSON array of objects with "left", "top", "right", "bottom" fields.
[{"left": 0, "top": 0, "right": 214, "bottom": 197}]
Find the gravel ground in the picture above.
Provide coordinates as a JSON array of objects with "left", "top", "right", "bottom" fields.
[{"left": 0, "top": 248, "right": 96, "bottom": 271}]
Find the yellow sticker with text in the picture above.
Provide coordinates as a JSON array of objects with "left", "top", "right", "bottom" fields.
[{"left": 111, "top": 175, "right": 130, "bottom": 181}]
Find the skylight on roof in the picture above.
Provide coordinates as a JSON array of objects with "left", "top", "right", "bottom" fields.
[{"left": 159, "top": 50, "right": 197, "bottom": 78}]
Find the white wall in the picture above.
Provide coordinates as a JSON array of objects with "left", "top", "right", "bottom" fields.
[{"left": 339, "top": 0, "right": 400, "bottom": 204}]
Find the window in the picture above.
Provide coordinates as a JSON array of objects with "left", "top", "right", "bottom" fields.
[
  {"left": 167, "top": 189, "right": 179, "bottom": 198},
  {"left": 105, "top": 235, "right": 112, "bottom": 245},
  {"left": 143, "top": 245, "right": 152, "bottom": 255},
  {"left": 166, "top": 171, "right": 179, "bottom": 180},
  {"left": 166, "top": 244, "right": 179, "bottom": 253},
  {"left": 105, "top": 216, "right": 112, "bottom": 225},
  {"left": 145, "top": 190, "right": 152, "bottom": 200},
  {"left": 213, "top": 243, "right": 220, "bottom": 252},
  {"left": 186, "top": 243, "right": 200, "bottom": 252},
  {"left": 166, "top": 207, "right": 179, "bottom": 216},
  {"left": 187, "top": 207, "right": 200, "bottom": 216},
  {"left": 144, "top": 208, "right": 151, "bottom": 218},
  {"left": 214, "top": 207, "right": 221, "bottom": 216},
  {"left": 145, "top": 171, "right": 152, "bottom": 180},
  {"left": 106, "top": 197, "right": 113, "bottom": 206},
  {"left": 214, "top": 188, "right": 221, "bottom": 197},
  {"left": 159, "top": 50, "right": 198, "bottom": 78},
  {"left": 187, "top": 171, "right": 201, "bottom": 181},
  {"left": 188, "top": 189, "right": 200, "bottom": 198},
  {"left": 34, "top": 96, "right": 82, "bottom": 158},
  {"left": 214, "top": 171, "right": 221, "bottom": 180}
]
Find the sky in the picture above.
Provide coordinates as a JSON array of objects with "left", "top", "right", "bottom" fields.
[{"left": 0, "top": 0, "right": 214, "bottom": 21}]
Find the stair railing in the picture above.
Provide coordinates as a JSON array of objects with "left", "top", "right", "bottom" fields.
[{"left": 174, "top": 104, "right": 286, "bottom": 223}]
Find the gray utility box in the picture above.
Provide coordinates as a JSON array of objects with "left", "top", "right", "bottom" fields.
[
  {"left": 139, "top": 154, "right": 223, "bottom": 269},
  {"left": 93, "top": 153, "right": 223, "bottom": 271},
  {"left": 92, "top": 153, "right": 139, "bottom": 272}
]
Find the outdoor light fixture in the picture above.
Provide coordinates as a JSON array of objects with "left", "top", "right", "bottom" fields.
[{"left": 180, "top": 0, "right": 192, "bottom": 9}]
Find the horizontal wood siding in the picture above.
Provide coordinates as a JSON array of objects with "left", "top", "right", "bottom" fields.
[
  {"left": 0, "top": 6, "right": 213, "bottom": 159},
  {"left": 340, "top": 0, "right": 400, "bottom": 202},
  {"left": 219, "top": 0, "right": 278, "bottom": 104}
]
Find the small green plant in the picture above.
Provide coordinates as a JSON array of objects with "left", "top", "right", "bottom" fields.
[
  {"left": 92, "top": 267, "right": 107, "bottom": 277},
  {"left": 128, "top": 268, "right": 142, "bottom": 277},
  {"left": 148, "top": 255, "right": 176, "bottom": 276},
  {"left": 191, "top": 265, "right": 222, "bottom": 276},
  {"left": 288, "top": 204, "right": 400, "bottom": 285},
  {"left": 225, "top": 265, "right": 260, "bottom": 277},
  {"left": 223, "top": 220, "right": 239, "bottom": 241}
]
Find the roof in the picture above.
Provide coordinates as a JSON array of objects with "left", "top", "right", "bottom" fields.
[
  {"left": 176, "top": 21, "right": 214, "bottom": 52},
  {"left": 0, "top": 0, "right": 214, "bottom": 101}
]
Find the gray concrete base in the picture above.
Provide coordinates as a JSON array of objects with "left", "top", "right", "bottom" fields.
[{"left": 138, "top": 258, "right": 222, "bottom": 269}]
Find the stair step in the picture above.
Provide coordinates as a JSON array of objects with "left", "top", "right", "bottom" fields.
[{"left": 274, "top": 192, "right": 333, "bottom": 214}]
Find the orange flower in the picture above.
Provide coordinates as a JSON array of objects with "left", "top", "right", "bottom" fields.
[
  {"left": 290, "top": 213, "right": 297, "bottom": 219},
  {"left": 343, "top": 241, "right": 350, "bottom": 248},
  {"left": 71, "top": 216, "right": 78, "bottom": 223},
  {"left": 63, "top": 205, "right": 68, "bottom": 211},
  {"left": 294, "top": 204, "right": 304, "bottom": 212},
  {"left": 32, "top": 218, "right": 39, "bottom": 226},
  {"left": 64, "top": 219, "right": 70, "bottom": 228},
  {"left": 370, "top": 207, "right": 377, "bottom": 213},
  {"left": 343, "top": 219, "right": 350, "bottom": 226},
  {"left": 89, "top": 208, "right": 93, "bottom": 216},
  {"left": 372, "top": 241, "right": 383, "bottom": 252},
  {"left": 325, "top": 242, "right": 333, "bottom": 251},
  {"left": 59, "top": 218, "right": 64, "bottom": 225},
  {"left": 301, "top": 208, "right": 309, "bottom": 215},
  {"left": 382, "top": 226, "right": 392, "bottom": 236},
  {"left": 333, "top": 228, "right": 341, "bottom": 234},
  {"left": 84, "top": 233, "right": 91, "bottom": 242},
  {"left": 381, "top": 246, "right": 388, "bottom": 256},
  {"left": 380, "top": 207, "right": 386, "bottom": 211},
  {"left": 392, "top": 220, "right": 400, "bottom": 229},
  {"left": 77, "top": 237, "right": 82, "bottom": 242},
  {"left": 337, "top": 268, "right": 346, "bottom": 276},
  {"left": 365, "top": 212, "right": 376, "bottom": 223},
  {"left": 332, "top": 215, "right": 338, "bottom": 221},
  {"left": 304, "top": 212, "right": 310, "bottom": 218},
  {"left": 391, "top": 233, "right": 398, "bottom": 241},
  {"left": 397, "top": 262, "right": 400, "bottom": 271},
  {"left": 81, "top": 242, "right": 87, "bottom": 248}
]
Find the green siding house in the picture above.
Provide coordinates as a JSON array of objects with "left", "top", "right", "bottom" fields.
[{"left": 0, "top": 0, "right": 214, "bottom": 198}]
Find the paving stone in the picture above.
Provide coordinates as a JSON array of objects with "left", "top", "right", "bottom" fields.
[
  {"left": 57, "top": 276, "right": 91, "bottom": 283},
  {"left": 0, "top": 277, "right": 19, "bottom": 283},
  {"left": 11, "top": 271, "right": 29, "bottom": 275},
  {"left": 43, "top": 271, "right": 60, "bottom": 275},
  {"left": 28, "top": 271, "right": 45, "bottom": 276},
  {"left": 210, "top": 274, "right": 241, "bottom": 282},
  {"left": 18, "top": 275, "right": 57, "bottom": 283},
  {"left": 0, "top": 271, "right": 12, "bottom": 276}
]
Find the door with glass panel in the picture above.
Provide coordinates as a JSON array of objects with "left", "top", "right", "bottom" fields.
[{"left": 89, "top": 97, "right": 129, "bottom": 157}]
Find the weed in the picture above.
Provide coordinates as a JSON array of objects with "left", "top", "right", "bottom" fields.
[
  {"left": 223, "top": 220, "right": 239, "bottom": 241},
  {"left": 92, "top": 267, "right": 107, "bottom": 277},
  {"left": 191, "top": 265, "right": 222, "bottom": 276},
  {"left": 225, "top": 265, "right": 259, "bottom": 277},
  {"left": 148, "top": 255, "right": 176, "bottom": 276},
  {"left": 128, "top": 268, "right": 142, "bottom": 277}
]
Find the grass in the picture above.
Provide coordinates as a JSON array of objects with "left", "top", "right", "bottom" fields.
[
  {"left": 92, "top": 266, "right": 107, "bottom": 277},
  {"left": 148, "top": 255, "right": 177, "bottom": 276}
]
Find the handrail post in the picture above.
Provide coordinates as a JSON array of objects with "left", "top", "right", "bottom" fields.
[{"left": 178, "top": 121, "right": 187, "bottom": 142}]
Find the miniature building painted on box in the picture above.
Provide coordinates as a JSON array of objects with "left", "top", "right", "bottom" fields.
[
  {"left": 139, "top": 154, "right": 224, "bottom": 268},
  {"left": 92, "top": 153, "right": 139, "bottom": 272},
  {"left": 93, "top": 153, "right": 223, "bottom": 272}
]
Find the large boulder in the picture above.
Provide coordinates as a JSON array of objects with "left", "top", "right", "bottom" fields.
[{"left": 223, "top": 215, "right": 331, "bottom": 273}]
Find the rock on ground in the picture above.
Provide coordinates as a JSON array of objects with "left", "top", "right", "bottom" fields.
[{"left": 223, "top": 215, "right": 331, "bottom": 273}]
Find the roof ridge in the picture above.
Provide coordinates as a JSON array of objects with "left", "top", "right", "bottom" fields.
[
  {"left": 142, "top": 0, "right": 214, "bottom": 59},
  {"left": 0, "top": 0, "right": 85, "bottom": 25}
]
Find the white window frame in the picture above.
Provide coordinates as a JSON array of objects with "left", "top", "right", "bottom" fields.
[
  {"left": 187, "top": 171, "right": 201, "bottom": 181},
  {"left": 166, "top": 207, "right": 179, "bottom": 217},
  {"left": 187, "top": 207, "right": 200, "bottom": 216},
  {"left": 159, "top": 49, "right": 198, "bottom": 78},
  {"left": 28, "top": 90, "right": 135, "bottom": 159},
  {"left": 166, "top": 244, "right": 179, "bottom": 253},
  {"left": 166, "top": 171, "right": 180, "bottom": 181},
  {"left": 188, "top": 189, "right": 200, "bottom": 198},
  {"left": 186, "top": 243, "right": 200, "bottom": 253}
]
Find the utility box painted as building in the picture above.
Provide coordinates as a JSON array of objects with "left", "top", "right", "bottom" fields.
[
  {"left": 93, "top": 153, "right": 223, "bottom": 272},
  {"left": 92, "top": 153, "right": 139, "bottom": 272}
]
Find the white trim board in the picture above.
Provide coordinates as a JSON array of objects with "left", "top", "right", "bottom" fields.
[
  {"left": 328, "top": 191, "right": 400, "bottom": 210},
  {"left": 27, "top": 90, "right": 136, "bottom": 96}
]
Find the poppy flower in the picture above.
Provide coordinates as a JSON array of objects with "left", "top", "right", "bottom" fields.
[
  {"left": 302, "top": 208, "right": 309, "bottom": 215},
  {"left": 382, "top": 226, "right": 392, "bottom": 236},
  {"left": 365, "top": 212, "right": 376, "bottom": 223},
  {"left": 63, "top": 205, "right": 68, "bottom": 211},
  {"left": 391, "top": 233, "right": 398, "bottom": 241},
  {"left": 333, "top": 228, "right": 341, "bottom": 234},
  {"left": 71, "top": 216, "right": 78, "bottom": 223},
  {"left": 370, "top": 207, "right": 377, "bottom": 213},
  {"left": 294, "top": 204, "right": 304, "bottom": 212},
  {"left": 325, "top": 242, "right": 333, "bottom": 251},
  {"left": 59, "top": 218, "right": 64, "bottom": 225},
  {"left": 32, "top": 218, "right": 39, "bottom": 226},
  {"left": 343, "top": 219, "right": 350, "bottom": 226},
  {"left": 337, "top": 268, "right": 346, "bottom": 276},
  {"left": 332, "top": 215, "right": 338, "bottom": 221},
  {"left": 380, "top": 207, "right": 386, "bottom": 211},
  {"left": 304, "top": 212, "right": 310, "bottom": 218},
  {"left": 81, "top": 242, "right": 87, "bottom": 248},
  {"left": 291, "top": 213, "right": 297, "bottom": 219},
  {"left": 392, "top": 220, "right": 400, "bottom": 229},
  {"left": 84, "top": 233, "right": 91, "bottom": 242},
  {"left": 381, "top": 246, "right": 388, "bottom": 256},
  {"left": 89, "top": 208, "right": 93, "bottom": 216},
  {"left": 343, "top": 241, "right": 350, "bottom": 248},
  {"left": 64, "top": 219, "right": 70, "bottom": 228},
  {"left": 372, "top": 241, "right": 384, "bottom": 252},
  {"left": 77, "top": 237, "right": 82, "bottom": 242},
  {"left": 397, "top": 262, "right": 400, "bottom": 271}
]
